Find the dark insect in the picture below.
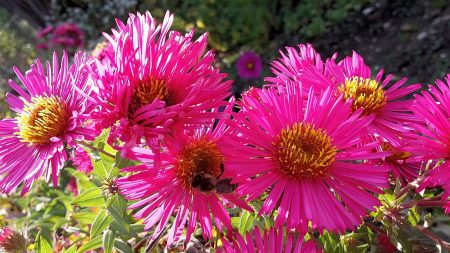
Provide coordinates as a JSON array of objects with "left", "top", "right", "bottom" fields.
[
  {"left": 215, "top": 178, "right": 237, "bottom": 194},
  {"left": 191, "top": 162, "right": 237, "bottom": 194}
]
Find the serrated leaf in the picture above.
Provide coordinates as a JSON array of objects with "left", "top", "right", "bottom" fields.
[
  {"left": 35, "top": 231, "right": 52, "bottom": 253},
  {"left": 407, "top": 206, "right": 421, "bottom": 227},
  {"left": 77, "top": 235, "right": 102, "bottom": 253},
  {"left": 91, "top": 209, "right": 113, "bottom": 238},
  {"left": 103, "top": 229, "right": 116, "bottom": 253},
  {"left": 72, "top": 187, "right": 105, "bottom": 207}
]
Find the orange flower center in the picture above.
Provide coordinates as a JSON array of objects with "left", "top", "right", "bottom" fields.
[
  {"left": 129, "top": 78, "right": 172, "bottom": 116},
  {"left": 174, "top": 137, "right": 223, "bottom": 189},
  {"left": 338, "top": 77, "right": 387, "bottom": 116},
  {"left": 381, "top": 142, "right": 411, "bottom": 165},
  {"left": 246, "top": 62, "right": 254, "bottom": 70},
  {"left": 274, "top": 122, "right": 337, "bottom": 179},
  {"left": 19, "top": 96, "right": 68, "bottom": 145}
]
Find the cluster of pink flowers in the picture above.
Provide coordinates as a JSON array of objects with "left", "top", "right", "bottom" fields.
[
  {"left": 36, "top": 23, "right": 84, "bottom": 51},
  {"left": 1, "top": 10, "right": 450, "bottom": 251}
]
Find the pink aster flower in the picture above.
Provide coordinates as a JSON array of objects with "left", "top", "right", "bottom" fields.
[
  {"left": 116, "top": 113, "right": 251, "bottom": 246},
  {"left": 268, "top": 45, "right": 420, "bottom": 145},
  {"left": 236, "top": 51, "right": 263, "bottom": 79},
  {"left": 223, "top": 83, "right": 390, "bottom": 233},
  {"left": 91, "top": 11, "right": 231, "bottom": 149},
  {"left": 0, "top": 227, "right": 27, "bottom": 252},
  {"left": 371, "top": 137, "right": 422, "bottom": 185},
  {"left": 51, "top": 23, "right": 84, "bottom": 48},
  {"left": 409, "top": 74, "right": 450, "bottom": 213},
  {"left": 219, "top": 227, "right": 321, "bottom": 253},
  {"left": 70, "top": 146, "right": 93, "bottom": 173},
  {"left": 0, "top": 51, "right": 95, "bottom": 194}
]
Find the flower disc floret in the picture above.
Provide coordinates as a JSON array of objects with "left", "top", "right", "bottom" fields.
[
  {"left": 19, "top": 96, "right": 68, "bottom": 145},
  {"left": 274, "top": 122, "right": 337, "bottom": 179}
]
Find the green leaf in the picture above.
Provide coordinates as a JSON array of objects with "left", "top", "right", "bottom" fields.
[
  {"left": 114, "top": 239, "right": 134, "bottom": 253},
  {"left": 106, "top": 195, "right": 132, "bottom": 236},
  {"left": 35, "top": 231, "right": 53, "bottom": 253},
  {"left": 77, "top": 235, "right": 103, "bottom": 253},
  {"left": 407, "top": 206, "right": 421, "bottom": 227},
  {"left": 91, "top": 209, "right": 113, "bottom": 238},
  {"left": 72, "top": 187, "right": 105, "bottom": 207},
  {"left": 72, "top": 212, "right": 98, "bottom": 225},
  {"left": 237, "top": 211, "right": 255, "bottom": 235},
  {"left": 92, "top": 152, "right": 116, "bottom": 180},
  {"left": 103, "top": 229, "right": 116, "bottom": 253},
  {"left": 63, "top": 244, "right": 77, "bottom": 253},
  {"left": 67, "top": 167, "right": 96, "bottom": 191}
]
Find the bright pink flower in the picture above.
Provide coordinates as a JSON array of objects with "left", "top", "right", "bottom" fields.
[
  {"left": 222, "top": 83, "right": 390, "bottom": 233},
  {"left": 236, "top": 51, "right": 263, "bottom": 79},
  {"left": 410, "top": 74, "right": 450, "bottom": 213},
  {"left": 219, "top": 227, "right": 321, "bottom": 253},
  {"left": 0, "top": 227, "right": 27, "bottom": 252},
  {"left": 51, "top": 23, "right": 84, "bottom": 48},
  {"left": 91, "top": 11, "right": 231, "bottom": 149},
  {"left": 117, "top": 114, "right": 251, "bottom": 246},
  {"left": 268, "top": 45, "right": 420, "bottom": 145},
  {"left": 70, "top": 146, "right": 93, "bottom": 173},
  {"left": 371, "top": 137, "right": 422, "bottom": 185},
  {"left": 0, "top": 52, "right": 95, "bottom": 194}
]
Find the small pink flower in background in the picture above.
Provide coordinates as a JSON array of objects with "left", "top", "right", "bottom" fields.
[
  {"left": 67, "top": 177, "right": 78, "bottom": 195},
  {"left": 36, "top": 25, "right": 53, "bottom": 39},
  {"left": 51, "top": 23, "right": 84, "bottom": 48},
  {"left": 91, "top": 11, "right": 231, "bottom": 149},
  {"left": 219, "top": 227, "right": 321, "bottom": 253},
  {"left": 236, "top": 51, "right": 263, "bottom": 79},
  {"left": 410, "top": 74, "right": 450, "bottom": 213},
  {"left": 0, "top": 52, "right": 95, "bottom": 194},
  {"left": 268, "top": 44, "right": 421, "bottom": 146},
  {"left": 0, "top": 227, "right": 27, "bottom": 253},
  {"left": 117, "top": 111, "right": 251, "bottom": 246},
  {"left": 223, "top": 82, "right": 390, "bottom": 233},
  {"left": 70, "top": 146, "right": 93, "bottom": 173}
]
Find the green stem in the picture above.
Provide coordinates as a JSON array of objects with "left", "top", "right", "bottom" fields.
[{"left": 78, "top": 140, "right": 116, "bottom": 159}]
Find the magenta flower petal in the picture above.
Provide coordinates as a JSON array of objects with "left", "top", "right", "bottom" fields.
[
  {"left": 117, "top": 114, "right": 249, "bottom": 245},
  {"left": 409, "top": 74, "right": 450, "bottom": 213},
  {"left": 223, "top": 83, "right": 390, "bottom": 232},
  {"left": 91, "top": 11, "right": 232, "bottom": 149},
  {"left": 268, "top": 44, "right": 421, "bottom": 145},
  {"left": 0, "top": 51, "right": 95, "bottom": 194},
  {"left": 218, "top": 227, "right": 322, "bottom": 253}
]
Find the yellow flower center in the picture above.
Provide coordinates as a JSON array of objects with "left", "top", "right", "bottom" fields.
[
  {"left": 274, "top": 122, "right": 337, "bottom": 179},
  {"left": 338, "top": 77, "right": 387, "bottom": 116},
  {"left": 246, "top": 62, "right": 254, "bottom": 70},
  {"left": 381, "top": 142, "right": 411, "bottom": 165},
  {"left": 174, "top": 137, "right": 223, "bottom": 189},
  {"left": 129, "top": 78, "right": 172, "bottom": 116},
  {"left": 19, "top": 96, "right": 68, "bottom": 145}
]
